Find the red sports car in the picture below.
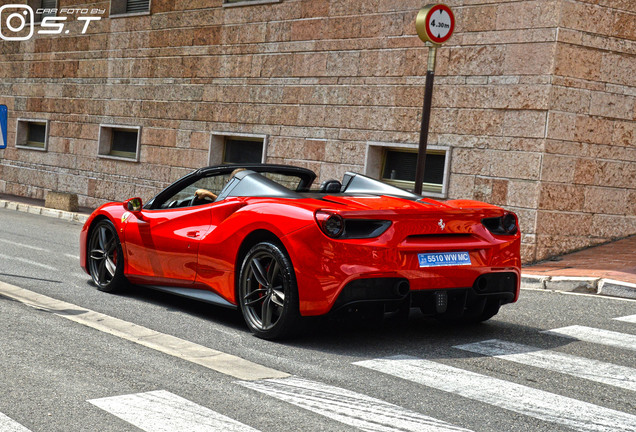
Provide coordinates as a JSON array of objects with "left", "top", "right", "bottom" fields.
[{"left": 80, "top": 164, "right": 521, "bottom": 339}]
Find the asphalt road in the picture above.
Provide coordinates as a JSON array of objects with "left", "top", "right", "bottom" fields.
[{"left": 1, "top": 207, "right": 635, "bottom": 432}]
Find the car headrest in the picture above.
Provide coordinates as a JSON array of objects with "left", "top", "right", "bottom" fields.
[{"left": 320, "top": 179, "right": 342, "bottom": 193}]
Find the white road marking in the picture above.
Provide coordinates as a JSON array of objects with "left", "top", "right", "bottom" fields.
[
  {"left": 0, "top": 413, "right": 33, "bottom": 432},
  {"left": 355, "top": 356, "right": 636, "bottom": 432},
  {"left": 615, "top": 314, "right": 636, "bottom": 324},
  {"left": 454, "top": 339, "right": 636, "bottom": 392},
  {"left": 89, "top": 390, "right": 260, "bottom": 432},
  {"left": 542, "top": 325, "right": 636, "bottom": 351},
  {"left": 0, "top": 253, "right": 57, "bottom": 271},
  {"left": 64, "top": 253, "right": 80, "bottom": 260},
  {"left": 0, "top": 281, "right": 288, "bottom": 381},
  {"left": 0, "top": 238, "right": 48, "bottom": 252},
  {"left": 238, "top": 376, "right": 473, "bottom": 432}
]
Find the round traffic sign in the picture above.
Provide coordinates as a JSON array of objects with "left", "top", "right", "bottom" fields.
[{"left": 415, "top": 4, "right": 455, "bottom": 45}]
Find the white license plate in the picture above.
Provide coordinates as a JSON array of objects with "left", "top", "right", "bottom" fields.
[{"left": 418, "top": 252, "right": 472, "bottom": 268}]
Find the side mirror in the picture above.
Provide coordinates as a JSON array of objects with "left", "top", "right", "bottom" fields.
[{"left": 123, "top": 197, "right": 143, "bottom": 213}]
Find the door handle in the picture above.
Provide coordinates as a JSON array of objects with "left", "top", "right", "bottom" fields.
[{"left": 187, "top": 230, "right": 200, "bottom": 238}]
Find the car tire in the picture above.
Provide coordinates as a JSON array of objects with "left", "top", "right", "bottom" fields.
[
  {"left": 87, "top": 219, "right": 128, "bottom": 293},
  {"left": 238, "top": 241, "right": 301, "bottom": 340}
]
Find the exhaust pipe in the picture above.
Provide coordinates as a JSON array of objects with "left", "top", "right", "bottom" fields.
[
  {"left": 393, "top": 280, "right": 410, "bottom": 298},
  {"left": 475, "top": 276, "right": 488, "bottom": 293}
]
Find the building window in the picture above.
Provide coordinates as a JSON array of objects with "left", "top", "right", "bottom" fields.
[
  {"left": 223, "top": 139, "right": 264, "bottom": 164},
  {"left": 27, "top": 0, "right": 57, "bottom": 23},
  {"left": 209, "top": 132, "right": 266, "bottom": 165},
  {"left": 98, "top": 125, "right": 141, "bottom": 161},
  {"left": 223, "top": 0, "right": 282, "bottom": 8},
  {"left": 110, "top": 0, "right": 151, "bottom": 17},
  {"left": 366, "top": 142, "right": 450, "bottom": 198},
  {"left": 16, "top": 119, "right": 49, "bottom": 151}
]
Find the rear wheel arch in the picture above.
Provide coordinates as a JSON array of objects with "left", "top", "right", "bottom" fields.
[
  {"left": 236, "top": 238, "right": 301, "bottom": 339},
  {"left": 235, "top": 230, "right": 286, "bottom": 298}
]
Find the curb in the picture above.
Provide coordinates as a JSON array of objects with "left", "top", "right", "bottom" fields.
[
  {"left": 521, "top": 274, "right": 636, "bottom": 300},
  {"left": 0, "top": 199, "right": 89, "bottom": 224}
]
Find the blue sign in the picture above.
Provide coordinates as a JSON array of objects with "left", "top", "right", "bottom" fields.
[
  {"left": 0, "top": 105, "right": 7, "bottom": 149},
  {"left": 418, "top": 251, "right": 472, "bottom": 268}
]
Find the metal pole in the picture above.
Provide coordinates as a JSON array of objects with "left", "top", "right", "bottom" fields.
[{"left": 413, "top": 44, "right": 437, "bottom": 195}]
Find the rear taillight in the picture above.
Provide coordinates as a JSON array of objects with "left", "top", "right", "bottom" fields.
[
  {"left": 315, "top": 210, "right": 391, "bottom": 239},
  {"left": 482, "top": 212, "right": 519, "bottom": 235},
  {"left": 315, "top": 210, "right": 345, "bottom": 238}
]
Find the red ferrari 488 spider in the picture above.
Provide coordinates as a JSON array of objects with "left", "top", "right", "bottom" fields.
[{"left": 80, "top": 164, "right": 520, "bottom": 339}]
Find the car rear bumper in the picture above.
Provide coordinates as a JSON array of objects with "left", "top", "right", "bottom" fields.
[{"left": 283, "top": 224, "right": 521, "bottom": 316}]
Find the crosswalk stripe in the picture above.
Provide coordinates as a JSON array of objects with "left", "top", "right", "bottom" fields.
[
  {"left": 89, "top": 390, "right": 260, "bottom": 432},
  {"left": 0, "top": 412, "right": 32, "bottom": 432},
  {"left": 542, "top": 325, "right": 636, "bottom": 351},
  {"left": 454, "top": 339, "right": 636, "bottom": 392},
  {"left": 615, "top": 314, "right": 636, "bottom": 324},
  {"left": 355, "top": 356, "right": 636, "bottom": 432},
  {"left": 238, "top": 376, "right": 473, "bottom": 432}
]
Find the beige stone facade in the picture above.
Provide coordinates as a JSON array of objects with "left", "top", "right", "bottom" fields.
[{"left": 0, "top": 0, "right": 634, "bottom": 263}]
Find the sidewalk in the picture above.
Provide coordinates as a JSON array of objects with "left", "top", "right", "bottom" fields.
[
  {"left": 522, "top": 236, "right": 636, "bottom": 300},
  {"left": 1, "top": 193, "right": 635, "bottom": 299},
  {"left": 0, "top": 193, "right": 91, "bottom": 224}
]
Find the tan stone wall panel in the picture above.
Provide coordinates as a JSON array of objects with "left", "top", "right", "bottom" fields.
[
  {"left": 539, "top": 183, "right": 585, "bottom": 211},
  {"left": 503, "top": 43, "right": 555, "bottom": 75},
  {"left": 554, "top": 43, "right": 603, "bottom": 81},
  {"left": 456, "top": 109, "right": 504, "bottom": 135},
  {"left": 447, "top": 46, "right": 506, "bottom": 76},
  {"left": 584, "top": 186, "right": 630, "bottom": 215},
  {"left": 560, "top": 1, "right": 617, "bottom": 37},
  {"left": 502, "top": 110, "right": 547, "bottom": 138},
  {"left": 536, "top": 211, "right": 591, "bottom": 237},
  {"left": 495, "top": 0, "right": 560, "bottom": 30},
  {"left": 600, "top": 51, "right": 636, "bottom": 87},
  {"left": 460, "top": 5, "right": 497, "bottom": 33},
  {"left": 507, "top": 180, "right": 540, "bottom": 208},
  {"left": 589, "top": 91, "right": 635, "bottom": 120},
  {"left": 550, "top": 86, "right": 592, "bottom": 114},
  {"left": 546, "top": 111, "right": 577, "bottom": 142},
  {"left": 612, "top": 120, "right": 636, "bottom": 147}
]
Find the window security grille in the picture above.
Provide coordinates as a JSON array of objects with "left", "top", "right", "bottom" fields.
[{"left": 126, "top": 0, "right": 150, "bottom": 13}]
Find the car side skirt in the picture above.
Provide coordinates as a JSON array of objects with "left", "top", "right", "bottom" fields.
[{"left": 142, "top": 285, "right": 237, "bottom": 309}]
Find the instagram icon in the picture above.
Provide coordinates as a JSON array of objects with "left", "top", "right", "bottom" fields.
[{"left": 0, "top": 4, "right": 34, "bottom": 41}]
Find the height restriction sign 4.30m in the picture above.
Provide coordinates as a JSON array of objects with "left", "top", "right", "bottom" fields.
[{"left": 416, "top": 4, "right": 455, "bottom": 45}]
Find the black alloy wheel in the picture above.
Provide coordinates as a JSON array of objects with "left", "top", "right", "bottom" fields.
[
  {"left": 238, "top": 242, "right": 300, "bottom": 339},
  {"left": 88, "top": 219, "right": 127, "bottom": 292}
]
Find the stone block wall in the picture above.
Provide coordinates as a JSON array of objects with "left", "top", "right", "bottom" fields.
[
  {"left": 537, "top": 0, "right": 636, "bottom": 261},
  {"left": 0, "top": 0, "right": 634, "bottom": 263}
]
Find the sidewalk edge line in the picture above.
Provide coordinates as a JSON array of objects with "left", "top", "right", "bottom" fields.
[{"left": 0, "top": 281, "right": 289, "bottom": 381}]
